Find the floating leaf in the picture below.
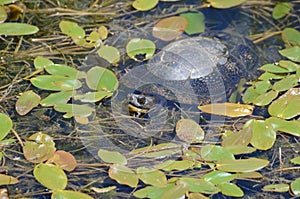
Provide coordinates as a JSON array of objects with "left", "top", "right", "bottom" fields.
[
  {"left": 258, "top": 72, "right": 285, "bottom": 81},
  {"left": 253, "top": 80, "right": 272, "bottom": 94},
  {"left": 272, "top": 74, "right": 298, "bottom": 92},
  {"left": 109, "top": 164, "right": 138, "bottom": 187},
  {"left": 180, "top": 11, "right": 205, "bottom": 35},
  {"left": 0, "top": 113, "right": 12, "bottom": 141},
  {"left": 54, "top": 103, "right": 94, "bottom": 118},
  {"left": 253, "top": 90, "right": 278, "bottom": 106},
  {"left": 59, "top": 20, "right": 85, "bottom": 38},
  {"left": 207, "top": 0, "right": 246, "bottom": 8},
  {"left": 74, "top": 91, "right": 112, "bottom": 103},
  {"left": 40, "top": 91, "right": 73, "bottom": 107},
  {"left": 291, "top": 157, "right": 300, "bottom": 164},
  {"left": 242, "top": 87, "right": 260, "bottom": 104},
  {"left": 160, "top": 183, "right": 188, "bottom": 199},
  {"left": 291, "top": 177, "right": 300, "bottom": 196},
  {"left": 0, "top": 6, "right": 7, "bottom": 23},
  {"left": 154, "top": 159, "right": 194, "bottom": 171},
  {"left": 34, "top": 163, "right": 67, "bottom": 190},
  {"left": 86, "top": 66, "right": 118, "bottom": 91},
  {"left": 126, "top": 38, "right": 156, "bottom": 61},
  {"left": 266, "top": 117, "right": 300, "bottom": 137},
  {"left": 130, "top": 143, "right": 180, "bottom": 158},
  {"left": 98, "top": 25, "right": 108, "bottom": 40},
  {"left": 279, "top": 60, "right": 300, "bottom": 72},
  {"left": 268, "top": 88, "right": 300, "bottom": 119},
  {"left": 0, "top": 174, "right": 18, "bottom": 185},
  {"left": 48, "top": 150, "right": 77, "bottom": 171},
  {"left": 246, "top": 119, "right": 276, "bottom": 150},
  {"left": 134, "top": 184, "right": 176, "bottom": 199},
  {"left": 15, "top": 90, "right": 41, "bottom": 116},
  {"left": 222, "top": 127, "right": 252, "bottom": 148},
  {"left": 152, "top": 16, "right": 187, "bottom": 41},
  {"left": 52, "top": 190, "right": 93, "bottom": 199},
  {"left": 198, "top": 103, "right": 253, "bottom": 117},
  {"left": 178, "top": 178, "right": 218, "bottom": 194},
  {"left": 203, "top": 171, "right": 237, "bottom": 185},
  {"left": 222, "top": 145, "right": 256, "bottom": 155},
  {"left": 97, "top": 45, "right": 120, "bottom": 65},
  {"left": 262, "top": 184, "right": 290, "bottom": 192},
  {"left": 216, "top": 158, "right": 269, "bottom": 172},
  {"left": 98, "top": 149, "right": 127, "bottom": 165},
  {"left": 23, "top": 132, "right": 56, "bottom": 163},
  {"left": 0, "top": 22, "right": 39, "bottom": 35},
  {"left": 272, "top": 2, "right": 291, "bottom": 20},
  {"left": 200, "top": 145, "right": 235, "bottom": 162},
  {"left": 279, "top": 46, "right": 300, "bottom": 62},
  {"left": 218, "top": 182, "right": 244, "bottom": 197},
  {"left": 132, "top": 0, "right": 158, "bottom": 11},
  {"left": 34, "top": 56, "right": 54, "bottom": 70},
  {"left": 31, "top": 75, "right": 82, "bottom": 91},
  {"left": 176, "top": 118, "right": 204, "bottom": 143},
  {"left": 45, "top": 64, "right": 85, "bottom": 79},
  {"left": 260, "top": 64, "right": 289, "bottom": 73},
  {"left": 282, "top": 28, "right": 300, "bottom": 46},
  {"left": 137, "top": 167, "right": 167, "bottom": 188}
]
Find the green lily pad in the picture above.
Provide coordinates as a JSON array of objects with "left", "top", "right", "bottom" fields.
[
  {"left": 40, "top": 91, "right": 73, "bottom": 107},
  {"left": 34, "top": 56, "right": 54, "bottom": 70},
  {"left": 260, "top": 64, "right": 289, "bottom": 73},
  {"left": 59, "top": 20, "right": 85, "bottom": 38},
  {"left": 279, "top": 60, "right": 300, "bottom": 72},
  {"left": 98, "top": 25, "right": 108, "bottom": 40},
  {"left": 31, "top": 75, "right": 82, "bottom": 91},
  {"left": 160, "top": 183, "right": 188, "bottom": 199},
  {"left": 23, "top": 132, "right": 56, "bottom": 163},
  {"left": 108, "top": 164, "right": 138, "bottom": 187},
  {"left": 126, "top": 38, "right": 156, "bottom": 61},
  {"left": 243, "top": 87, "right": 260, "bottom": 104},
  {"left": 207, "top": 0, "right": 246, "bottom": 8},
  {"left": 253, "top": 90, "right": 278, "bottom": 106},
  {"left": 266, "top": 117, "right": 300, "bottom": 137},
  {"left": 218, "top": 182, "right": 244, "bottom": 197},
  {"left": 52, "top": 190, "right": 93, "bottom": 199},
  {"left": 222, "top": 127, "right": 252, "bottom": 148},
  {"left": 15, "top": 90, "right": 41, "bottom": 116},
  {"left": 137, "top": 167, "right": 167, "bottom": 188},
  {"left": 198, "top": 103, "right": 253, "bottom": 117},
  {"left": 272, "top": 74, "right": 298, "bottom": 92},
  {"left": 175, "top": 118, "right": 204, "bottom": 143},
  {"left": 0, "top": 113, "right": 12, "bottom": 141},
  {"left": 0, "top": 22, "right": 39, "bottom": 35},
  {"left": 262, "top": 184, "right": 290, "bottom": 192},
  {"left": 45, "top": 64, "right": 85, "bottom": 79},
  {"left": 178, "top": 178, "right": 218, "bottom": 194},
  {"left": 246, "top": 119, "right": 276, "bottom": 150},
  {"left": 203, "top": 171, "right": 237, "bottom": 185},
  {"left": 279, "top": 46, "right": 300, "bottom": 62},
  {"left": 282, "top": 28, "right": 300, "bottom": 46},
  {"left": 98, "top": 149, "right": 127, "bottom": 165},
  {"left": 222, "top": 145, "right": 256, "bottom": 155},
  {"left": 291, "top": 157, "right": 300, "bottom": 164},
  {"left": 34, "top": 163, "right": 67, "bottom": 190},
  {"left": 86, "top": 66, "right": 118, "bottom": 91},
  {"left": 134, "top": 184, "right": 176, "bottom": 199},
  {"left": 97, "top": 45, "right": 120, "bottom": 65},
  {"left": 180, "top": 11, "right": 205, "bottom": 35},
  {"left": 0, "top": 174, "right": 18, "bottom": 185},
  {"left": 272, "top": 2, "right": 291, "bottom": 20},
  {"left": 54, "top": 103, "right": 94, "bottom": 118},
  {"left": 268, "top": 88, "right": 300, "bottom": 119},
  {"left": 154, "top": 159, "right": 194, "bottom": 171},
  {"left": 132, "top": 0, "right": 158, "bottom": 11},
  {"left": 253, "top": 80, "right": 272, "bottom": 94},
  {"left": 258, "top": 72, "right": 285, "bottom": 81},
  {"left": 74, "top": 91, "right": 112, "bottom": 103},
  {"left": 216, "top": 158, "right": 269, "bottom": 172},
  {"left": 200, "top": 145, "right": 235, "bottom": 162},
  {"left": 291, "top": 177, "right": 300, "bottom": 196}
]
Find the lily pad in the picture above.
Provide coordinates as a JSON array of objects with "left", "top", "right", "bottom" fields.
[
  {"left": 200, "top": 145, "right": 235, "bottom": 162},
  {"left": 48, "top": 150, "right": 77, "bottom": 172},
  {"left": 272, "top": 2, "right": 291, "bottom": 20},
  {"left": 272, "top": 74, "right": 298, "bottom": 92},
  {"left": 282, "top": 28, "right": 300, "bottom": 46},
  {"left": 34, "top": 56, "right": 54, "bottom": 69},
  {"left": 59, "top": 20, "right": 85, "bottom": 38},
  {"left": 0, "top": 113, "right": 12, "bottom": 141},
  {"left": 291, "top": 177, "right": 300, "bottom": 196},
  {"left": 126, "top": 38, "right": 156, "bottom": 61},
  {"left": 260, "top": 64, "right": 289, "bottom": 73},
  {"left": 0, "top": 174, "right": 18, "bottom": 185},
  {"left": 262, "top": 184, "right": 290, "bottom": 192},
  {"left": 178, "top": 177, "right": 218, "bottom": 194},
  {"left": 86, "top": 66, "right": 118, "bottom": 91},
  {"left": 207, "top": 0, "right": 246, "bottom": 8},
  {"left": 132, "top": 0, "right": 158, "bottom": 11},
  {"left": 98, "top": 25, "right": 108, "bottom": 40},
  {"left": 279, "top": 60, "right": 300, "bottom": 72},
  {"left": 216, "top": 158, "right": 269, "bottom": 172},
  {"left": 253, "top": 90, "right": 278, "bottom": 106},
  {"left": 137, "top": 167, "right": 167, "bottom": 188},
  {"left": 134, "top": 184, "right": 176, "bottom": 199},
  {"left": 108, "top": 164, "right": 138, "bottom": 187},
  {"left": 97, "top": 45, "right": 120, "bottom": 65},
  {"left": 15, "top": 90, "right": 41, "bottom": 116},
  {"left": 54, "top": 103, "right": 94, "bottom": 118},
  {"left": 152, "top": 16, "right": 187, "bottom": 41},
  {"left": 98, "top": 149, "right": 127, "bottom": 165},
  {"left": 176, "top": 118, "right": 204, "bottom": 143},
  {"left": 52, "top": 190, "right": 93, "bottom": 199},
  {"left": 202, "top": 171, "right": 237, "bottom": 185},
  {"left": 198, "top": 103, "right": 253, "bottom": 117},
  {"left": 74, "top": 91, "right": 112, "bottom": 103},
  {"left": 31, "top": 75, "right": 82, "bottom": 91},
  {"left": 266, "top": 117, "right": 300, "bottom": 137},
  {"left": 45, "top": 64, "right": 85, "bottom": 79},
  {"left": 40, "top": 91, "right": 73, "bottom": 107},
  {"left": 0, "top": 22, "right": 39, "bottom": 36},
  {"left": 291, "top": 156, "right": 300, "bottom": 164},
  {"left": 34, "top": 163, "right": 67, "bottom": 190},
  {"left": 279, "top": 46, "right": 300, "bottom": 62},
  {"left": 180, "top": 11, "right": 205, "bottom": 35},
  {"left": 218, "top": 182, "right": 244, "bottom": 197}
]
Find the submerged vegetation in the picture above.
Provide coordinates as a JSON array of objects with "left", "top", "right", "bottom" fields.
[{"left": 0, "top": 0, "right": 300, "bottom": 198}]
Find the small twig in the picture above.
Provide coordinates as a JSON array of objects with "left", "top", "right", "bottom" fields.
[{"left": 11, "top": 129, "right": 24, "bottom": 147}]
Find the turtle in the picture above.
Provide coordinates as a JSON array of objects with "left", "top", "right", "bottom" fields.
[{"left": 110, "top": 30, "right": 262, "bottom": 138}]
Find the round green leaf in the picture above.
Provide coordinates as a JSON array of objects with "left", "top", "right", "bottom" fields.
[
  {"left": 176, "top": 118, "right": 204, "bottom": 143},
  {"left": 59, "top": 20, "right": 85, "bottom": 38},
  {"left": 40, "top": 91, "right": 73, "bottom": 107},
  {"left": 108, "top": 164, "right": 138, "bottom": 187},
  {"left": 52, "top": 190, "right": 93, "bottom": 199},
  {"left": 31, "top": 75, "right": 82, "bottom": 91},
  {"left": 207, "top": 0, "right": 246, "bottom": 8},
  {"left": 180, "top": 11, "right": 205, "bottom": 35},
  {"left": 137, "top": 167, "right": 167, "bottom": 188},
  {"left": 253, "top": 80, "right": 272, "bottom": 94},
  {"left": 132, "top": 0, "right": 159, "bottom": 11},
  {"left": 200, "top": 145, "right": 235, "bottom": 162},
  {"left": 97, "top": 45, "right": 120, "bottom": 65},
  {"left": 279, "top": 47, "right": 300, "bottom": 62},
  {"left": 15, "top": 90, "right": 41, "bottom": 116},
  {"left": 243, "top": 87, "right": 260, "bottom": 103},
  {"left": 0, "top": 113, "right": 12, "bottom": 141},
  {"left": 216, "top": 158, "right": 269, "bottom": 172},
  {"left": 86, "top": 66, "right": 118, "bottom": 91},
  {"left": 34, "top": 163, "right": 67, "bottom": 190},
  {"left": 282, "top": 28, "right": 300, "bottom": 46},
  {"left": 126, "top": 38, "right": 156, "bottom": 61},
  {"left": 34, "top": 56, "right": 54, "bottom": 70},
  {"left": 291, "top": 177, "right": 300, "bottom": 196},
  {"left": 54, "top": 103, "right": 94, "bottom": 118},
  {"left": 0, "top": 22, "right": 39, "bottom": 36},
  {"left": 272, "top": 3, "right": 291, "bottom": 20},
  {"left": 98, "top": 149, "right": 127, "bottom": 165},
  {"left": 218, "top": 182, "right": 244, "bottom": 197}
]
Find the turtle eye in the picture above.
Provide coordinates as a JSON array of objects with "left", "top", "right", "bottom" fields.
[{"left": 137, "top": 96, "right": 146, "bottom": 105}]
